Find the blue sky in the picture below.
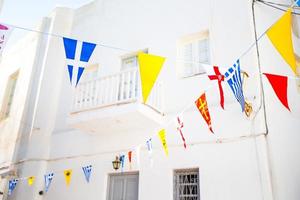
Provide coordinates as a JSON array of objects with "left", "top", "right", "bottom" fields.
[
  {"left": 0, "top": 0, "right": 92, "bottom": 28},
  {"left": 0, "top": 0, "right": 93, "bottom": 47}
]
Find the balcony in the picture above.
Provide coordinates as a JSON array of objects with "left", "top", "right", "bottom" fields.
[{"left": 68, "top": 68, "right": 165, "bottom": 133}]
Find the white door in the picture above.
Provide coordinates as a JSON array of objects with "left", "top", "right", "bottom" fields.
[{"left": 108, "top": 173, "right": 139, "bottom": 200}]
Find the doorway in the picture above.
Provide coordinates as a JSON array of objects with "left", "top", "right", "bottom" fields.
[{"left": 107, "top": 172, "right": 139, "bottom": 200}]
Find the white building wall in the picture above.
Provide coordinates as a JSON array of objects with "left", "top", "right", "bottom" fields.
[{"left": 0, "top": 0, "right": 299, "bottom": 200}]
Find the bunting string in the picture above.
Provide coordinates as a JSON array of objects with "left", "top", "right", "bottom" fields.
[{"left": 1, "top": 0, "right": 300, "bottom": 195}]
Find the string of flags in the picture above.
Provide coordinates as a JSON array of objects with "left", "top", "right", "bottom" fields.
[{"left": 3, "top": 1, "right": 300, "bottom": 196}]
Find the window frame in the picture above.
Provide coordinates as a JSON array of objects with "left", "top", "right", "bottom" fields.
[
  {"left": 120, "top": 49, "right": 149, "bottom": 71},
  {"left": 177, "top": 30, "right": 211, "bottom": 79},
  {"left": 0, "top": 70, "right": 19, "bottom": 120},
  {"left": 173, "top": 168, "right": 201, "bottom": 200}
]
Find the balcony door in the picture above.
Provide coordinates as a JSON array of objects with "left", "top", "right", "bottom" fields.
[
  {"left": 107, "top": 173, "right": 139, "bottom": 200},
  {"left": 118, "top": 55, "right": 139, "bottom": 101}
]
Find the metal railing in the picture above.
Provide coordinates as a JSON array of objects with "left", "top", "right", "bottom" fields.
[{"left": 71, "top": 68, "right": 164, "bottom": 114}]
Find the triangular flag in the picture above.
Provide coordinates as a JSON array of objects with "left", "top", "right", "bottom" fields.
[
  {"left": 267, "top": 9, "right": 298, "bottom": 75},
  {"left": 263, "top": 73, "right": 290, "bottom": 111},
  {"left": 44, "top": 173, "right": 54, "bottom": 192},
  {"left": 146, "top": 138, "right": 154, "bottom": 167},
  {"left": 195, "top": 93, "right": 214, "bottom": 133},
  {"left": 224, "top": 60, "right": 245, "bottom": 112},
  {"left": 176, "top": 116, "right": 187, "bottom": 149},
  {"left": 137, "top": 52, "right": 166, "bottom": 103},
  {"left": 158, "top": 129, "right": 169, "bottom": 156},
  {"left": 0, "top": 24, "right": 13, "bottom": 56},
  {"left": 28, "top": 176, "right": 35, "bottom": 186},
  {"left": 63, "top": 37, "right": 96, "bottom": 86},
  {"left": 207, "top": 66, "right": 225, "bottom": 109},
  {"left": 64, "top": 169, "right": 73, "bottom": 186},
  {"left": 8, "top": 179, "right": 18, "bottom": 196},
  {"left": 119, "top": 155, "right": 125, "bottom": 172},
  {"left": 82, "top": 165, "right": 92, "bottom": 183},
  {"left": 146, "top": 138, "right": 153, "bottom": 154},
  {"left": 128, "top": 151, "right": 133, "bottom": 170}
]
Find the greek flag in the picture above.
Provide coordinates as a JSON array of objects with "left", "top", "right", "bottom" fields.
[
  {"left": 146, "top": 138, "right": 153, "bottom": 154},
  {"left": 8, "top": 179, "right": 18, "bottom": 196},
  {"left": 44, "top": 173, "right": 54, "bottom": 192},
  {"left": 63, "top": 37, "right": 96, "bottom": 86},
  {"left": 119, "top": 155, "right": 125, "bottom": 171},
  {"left": 224, "top": 60, "right": 245, "bottom": 111},
  {"left": 82, "top": 165, "right": 92, "bottom": 183}
]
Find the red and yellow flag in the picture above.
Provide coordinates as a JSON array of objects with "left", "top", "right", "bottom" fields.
[{"left": 195, "top": 93, "right": 214, "bottom": 133}]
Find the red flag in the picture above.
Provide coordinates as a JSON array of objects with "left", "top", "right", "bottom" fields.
[
  {"left": 264, "top": 73, "right": 290, "bottom": 111},
  {"left": 208, "top": 66, "right": 225, "bottom": 109},
  {"left": 128, "top": 151, "right": 132, "bottom": 163},
  {"left": 176, "top": 117, "right": 187, "bottom": 149},
  {"left": 195, "top": 93, "right": 214, "bottom": 133}
]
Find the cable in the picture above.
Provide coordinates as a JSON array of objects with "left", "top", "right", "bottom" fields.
[
  {"left": 5, "top": 132, "right": 266, "bottom": 180},
  {"left": 257, "top": 0, "right": 300, "bottom": 9},
  {"left": 257, "top": 0, "right": 300, "bottom": 15},
  {"left": 1, "top": 0, "right": 299, "bottom": 180}
]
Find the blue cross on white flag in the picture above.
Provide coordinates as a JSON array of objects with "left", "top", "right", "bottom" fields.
[
  {"left": 82, "top": 165, "right": 92, "bottom": 183},
  {"left": 63, "top": 37, "right": 96, "bottom": 86},
  {"left": 146, "top": 138, "right": 153, "bottom": 154},
  {"left": 224, "top": 60, "right": 245, "bottom": 111},
  {"left": 8, "top": 179, "right": 18, "bottom": 196},
  {"left": 44, "top": 173, "right": 54, "bottom": 192},
  {"left": 119, "top": 155, "right": 125, "bottom": 171}
]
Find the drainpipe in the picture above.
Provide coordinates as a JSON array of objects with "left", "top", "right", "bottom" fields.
[{"left": 251, "top": 1, "right": 275, "bottom": 200}]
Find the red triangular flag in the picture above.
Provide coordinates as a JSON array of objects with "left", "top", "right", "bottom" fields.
[
  {"left": 264, "top": 73, "right": 290, "bottom": 111},
  {"left": 195, "top": 93, "right": 214, "bottom": 133}
]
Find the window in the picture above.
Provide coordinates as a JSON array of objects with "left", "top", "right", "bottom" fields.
[
  {"left": 1, "top": 71, "right": 19, "bottom": 119},
  {"left": 178, "top": 31, "right": 211, "bottom": 78},
  {"left": 174, "top": 169, "right": 200, "bottom": 200},
  {"left": 107, "top": 173, "right": 139, "bottom": 200},
  {"left": 121, "top": 49, "right": 148, "bottom": 71}
]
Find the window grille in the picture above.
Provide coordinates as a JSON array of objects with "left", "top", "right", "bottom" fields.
[{"left": 174, "top": 169, "right": 200, "bottom": 200}]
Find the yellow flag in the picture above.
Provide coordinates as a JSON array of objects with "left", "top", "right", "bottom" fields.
[
  {"left": 158, "top": 129, "right": 169, "bottom": 156},
  {"left": 64, "top": 169, "right": 72, "bottom": 186},
  {"left": 28, "top": 176, "right": 35, "bottom": 186},
  {"left": 138, "top": 52, "right": 166, "bottom": 103},
  {"left": 267, "top": 9, "right": 297, "bottom": 75}
]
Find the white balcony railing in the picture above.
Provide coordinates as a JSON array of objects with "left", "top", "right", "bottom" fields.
[{"left": 71, "top": 68, "right": 164, "bottom": 114}]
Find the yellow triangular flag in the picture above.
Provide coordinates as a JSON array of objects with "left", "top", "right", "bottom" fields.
[
  {"left": 64, "top": 169, "right": 72, "bottom": 186},
  {"left": 28, "top": 176, "right": 35, "bottom": 186},
  {"left": 138, "top": 52, "right": 166, "bottom": 103},
  {"left": 267, "top": 9, "right": 297, "bottom": 75},
  {"left": 158, "top": 129, "right": 169, "bottom": 156}
]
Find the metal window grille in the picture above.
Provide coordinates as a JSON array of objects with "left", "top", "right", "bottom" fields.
[{"left": 174, "top": 169, "right": 200, "bottom": 200}]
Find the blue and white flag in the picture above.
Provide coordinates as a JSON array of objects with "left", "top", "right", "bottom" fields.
[
  {"left": 146, "top": 138, "right": 153, "bottom": 154},
  {"left": 296, "top": 0, "right": 300, "bottom": 6},
  {"left": 63, "top": 37, "right": 96, "bottom": 86},
  {"left": 82, "top": 165, "right": 92, "bottom": 183},
  {"left": 119, "top": 155, "right": 125, "bottom": 171},
  {"left": 224, "top": 60, "right": 245, "bottom": 111},
  {"left": 44, "top": 173, "right": 54, "bottom": 192},
  {"left": 8, "top": 179, "right": 18, "bottom": 196}
]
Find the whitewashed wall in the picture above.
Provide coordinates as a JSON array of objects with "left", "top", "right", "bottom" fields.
[{"left": 0, "top": 0, "right": 299, "bottom": 200}]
